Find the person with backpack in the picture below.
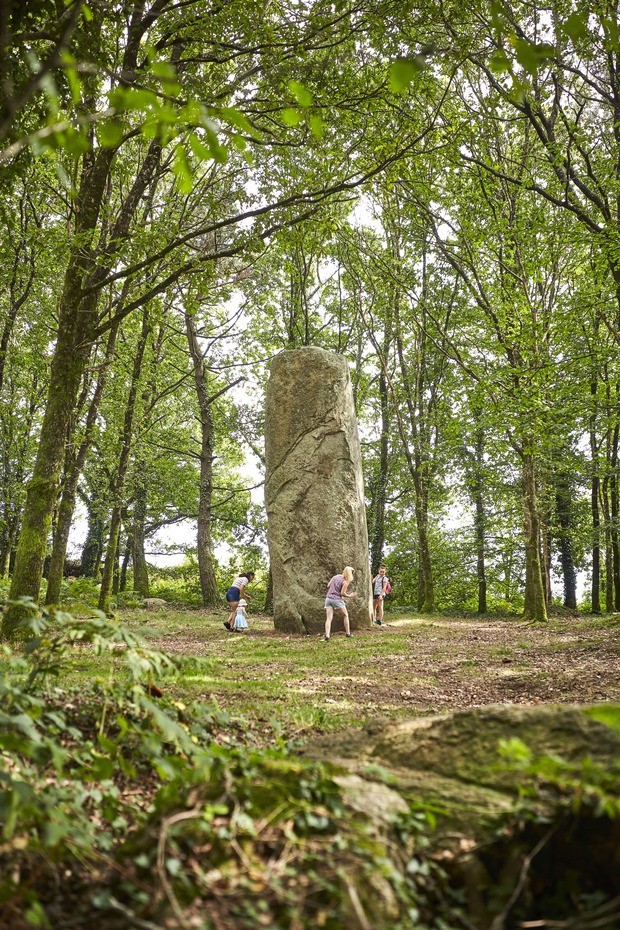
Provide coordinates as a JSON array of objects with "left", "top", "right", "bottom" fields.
[{"left": 372, "top": 565, "right": 390, "bottom": 625}]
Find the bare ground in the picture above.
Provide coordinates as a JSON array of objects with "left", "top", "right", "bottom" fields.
[{"left": 144, "top": 610, "right": 620, "bottom": 725}]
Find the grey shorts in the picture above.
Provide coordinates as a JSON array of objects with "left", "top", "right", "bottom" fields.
[{"left": 325, "top": 596, "right": 346, "bottom": 610}]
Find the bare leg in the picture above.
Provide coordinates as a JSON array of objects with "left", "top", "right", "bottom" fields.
[
  {"left": 376, "top": 597, "right": 384, "bottom": 622},
  {"left": 373, "top": 596, "right": 379, "bottom": 620},
  {"left": 227, "top": 601, "right": 238, "bottom": 626},
  {"left": 342, "top": 607, "right": 350, "bottom": 635},
  {"left": 325, "top": 607, "right": 334, "bottom": 638}
]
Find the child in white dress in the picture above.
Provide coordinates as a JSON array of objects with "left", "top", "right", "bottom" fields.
[{"left": 233, "top": 598, "right": 248, "bottom": 632}]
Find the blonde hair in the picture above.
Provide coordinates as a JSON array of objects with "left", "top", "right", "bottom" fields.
[{"left": 342, "top": 566, "right": 354, "bottom": 582}]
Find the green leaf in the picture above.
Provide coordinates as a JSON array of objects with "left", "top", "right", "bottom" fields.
[
  {"left": 281, "top": 108, "right": 302, "bottom": 126},
  {"left": 584, "top": 705, "right": 620, "bottom": 732},
  {"left": 98, "top": 120, "right": 123, "bottom": 148},
  {"left": 43, "top": 819, "right": 71, "bottom": 846},
  {"left": 309, "top": 114, "right": 324, "bottom": 139},
  {"left": 204, "top": 126, "right": 228, "bottom": 163},
  {"left": 232, "top": 133, "right": 247, "bottom": 152},
  {"left": 188, "top": 131, "right": 212, "bottom": 161},
  {"left": 561, "top": 11, "right": 588, "bottom": 42},
  {"left": 389, "top": 56, "right": 426, "bottom": 94},
  {"left": 512, "top": 38, "right": 554, "bottom": 75},
  {"left": 151, "top": 60, "right": 181, "bottom": 97},
  {"left": 219, "top": 106, "right": 254, "bottom": 134},
  {"left": 173, "top": 143, "right": 193, "bottom": 193},
  {"left": 24, "top": 900, "right": 50, "bottom": 929},
  {"left": 81, "top": 3, "right": 93, "bottom": 22},
  {"left": 489, "top": 49, "right": 511, "bottom": 74},
  {"left": 288, "top": 80, "right": 313, "bottom": 107},
  {"left": 61, "top": 53, "right": 82, "bottom": 104}
]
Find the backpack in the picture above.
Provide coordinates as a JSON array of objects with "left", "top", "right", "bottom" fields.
[{"left": 384, "top": 579, "right": 391, "bottom": 595}]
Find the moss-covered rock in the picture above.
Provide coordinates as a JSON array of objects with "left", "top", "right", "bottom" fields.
[{"left": 304, "top": 703, "right": 620, "bottom": 839}]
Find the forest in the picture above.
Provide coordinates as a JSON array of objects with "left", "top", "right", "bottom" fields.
[{"left": 1, "top": 1, "right": 620, "bottom": 929}]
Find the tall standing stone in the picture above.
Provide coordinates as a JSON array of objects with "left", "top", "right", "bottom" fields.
[{"left": 265, "top": 347, "right": 373, "bottom": 633}]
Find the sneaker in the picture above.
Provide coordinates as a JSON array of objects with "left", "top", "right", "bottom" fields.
[
  {"left": 346, "top": 633, "right": 354, "bottom": 638},
  {"left": 323, "top": 636, "right": 331, "bottom": 641},
  {"left": 374, "top": 619, "right": 382, "bottom": 625},
  {"left": 223, "top": 621, "right": 232, "bottom": 630}
]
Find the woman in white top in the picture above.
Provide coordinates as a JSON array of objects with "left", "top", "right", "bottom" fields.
[{"left": 224, "top": 571, "right": 255, "bottom": 631}]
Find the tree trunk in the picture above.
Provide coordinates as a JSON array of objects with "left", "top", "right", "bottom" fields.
[
  {"left": 522, "top": 449, "right": 548, "bottom": 622},
  {"left": 611, "top": 423, "right": 620, "bottom": 610},
  {"left": 369, "top": 332, "right": 391, "bottom": 575},
  {"left": 120, "top": 537, "right": 132, "bottom": 593},
  {"left": 2, "top": 147, "right": 115, "bottom": 637},
  {"left": 590, "top": 372, "right": 601, "bottom": 613},
  {"left": 3, "top": 122, "right": 161, "bottom": 636},
  {"left": 0, "top": 521, "right": 17, "bottom": 578},
  {"left": 112, "top": 536, "right": 121, "bottom": 596},
  {"left": 601, "top": 478, "right": 614, "bottom": 613},
  {"left": 45, "top": 320, "right": 120, "bottom": 604},
  {"left": 80, "top": 504, "right": 105, "bottom": 578},
  {"left": 472, "top": 480, "right": 487, "bottom": 615},
  {"left": 555, "top": 472, "right": 577, "bottom": 610},
  {"left": 394, "top": 331, "right": 434, "bottom": 614},
  {"left": 98, "top": 310, "right": 151, "bottom": 613},
  {"left": 185, "top": 311, "right": 221, "bottom": 609},
  {"left": 132, "top": 476, "right": 150, "bottom": 598},
  {"left": 264, "top": 564, "right": 274, "bottom": 615}
]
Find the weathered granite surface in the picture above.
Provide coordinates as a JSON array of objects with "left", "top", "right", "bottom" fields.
[
  {"left": 264, "top": 347, "right": 373, "bottom": 633},
  {"left": 303, "top": 703, "right": 620, "bottom": 838}
]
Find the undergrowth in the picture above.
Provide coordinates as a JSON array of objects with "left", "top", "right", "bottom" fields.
[
  {"left": 1, "top": 604, "right": 620, "bottom": 929},
  {"left": 0, "top": 605, "right": 454, "bottom": 930}
]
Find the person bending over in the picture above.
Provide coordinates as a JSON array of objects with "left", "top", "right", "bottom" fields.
[
  {"left": 224, "top": 570, "right": 255, "bottom": 631},
  {"left": 324, "top": 566, "right": 356, "bottom": 641}
]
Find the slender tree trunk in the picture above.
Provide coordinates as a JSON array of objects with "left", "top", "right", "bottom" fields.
[
  {"left": 601, "top": 478, "right": 614, "bottom": 612},
  {"left": 369, "top": 356, "right": 390, "bottom": 575},
  {"left": 99, "top": 310, "right": 151, "bottom": 613},
  {"left": 0, "top": 521, "right": 17, "bottom": 577},
  {"left": 555, "top": 473, "right": 577, "bottom": 610},
  {"left": 120, "top": 537, "right": 131, "bottom": 593},
  {"left": 3, "top": 123, "right": 161, "bottom": 636},
  {"left": 132, "top": 476, "right": 149, "bottom": 597},
  {"left": 590, "top": 373, "right": 601, "bottom": 613},
  {"left": 394, "top": 332, "right": 434, "bottom": 613},
  {"left": 185, "top": 311, "right": 221, "bottom": 609},
  {"left": 112, "top": 537, "right": 121, "bottom": 596},
  {"left": 611, "top": 423, "right": 620, "bottom": 609},
  {"left": 80, "top": 504, "right": 105, "bottom": 578},
  {"left": 521, "top": 449, "right": 548, "bottom": 622},
  {"left": 45, "top": 320, "right": 120, "bottom": 604}
]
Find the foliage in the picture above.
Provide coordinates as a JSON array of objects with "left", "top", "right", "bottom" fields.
[{"left": 0, "top": 607, "right": 452, "bottom": 929}]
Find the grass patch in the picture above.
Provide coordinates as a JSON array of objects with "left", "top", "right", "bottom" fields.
[{"left": 16, "top": 605, "right": 620, "bottom": 742}]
